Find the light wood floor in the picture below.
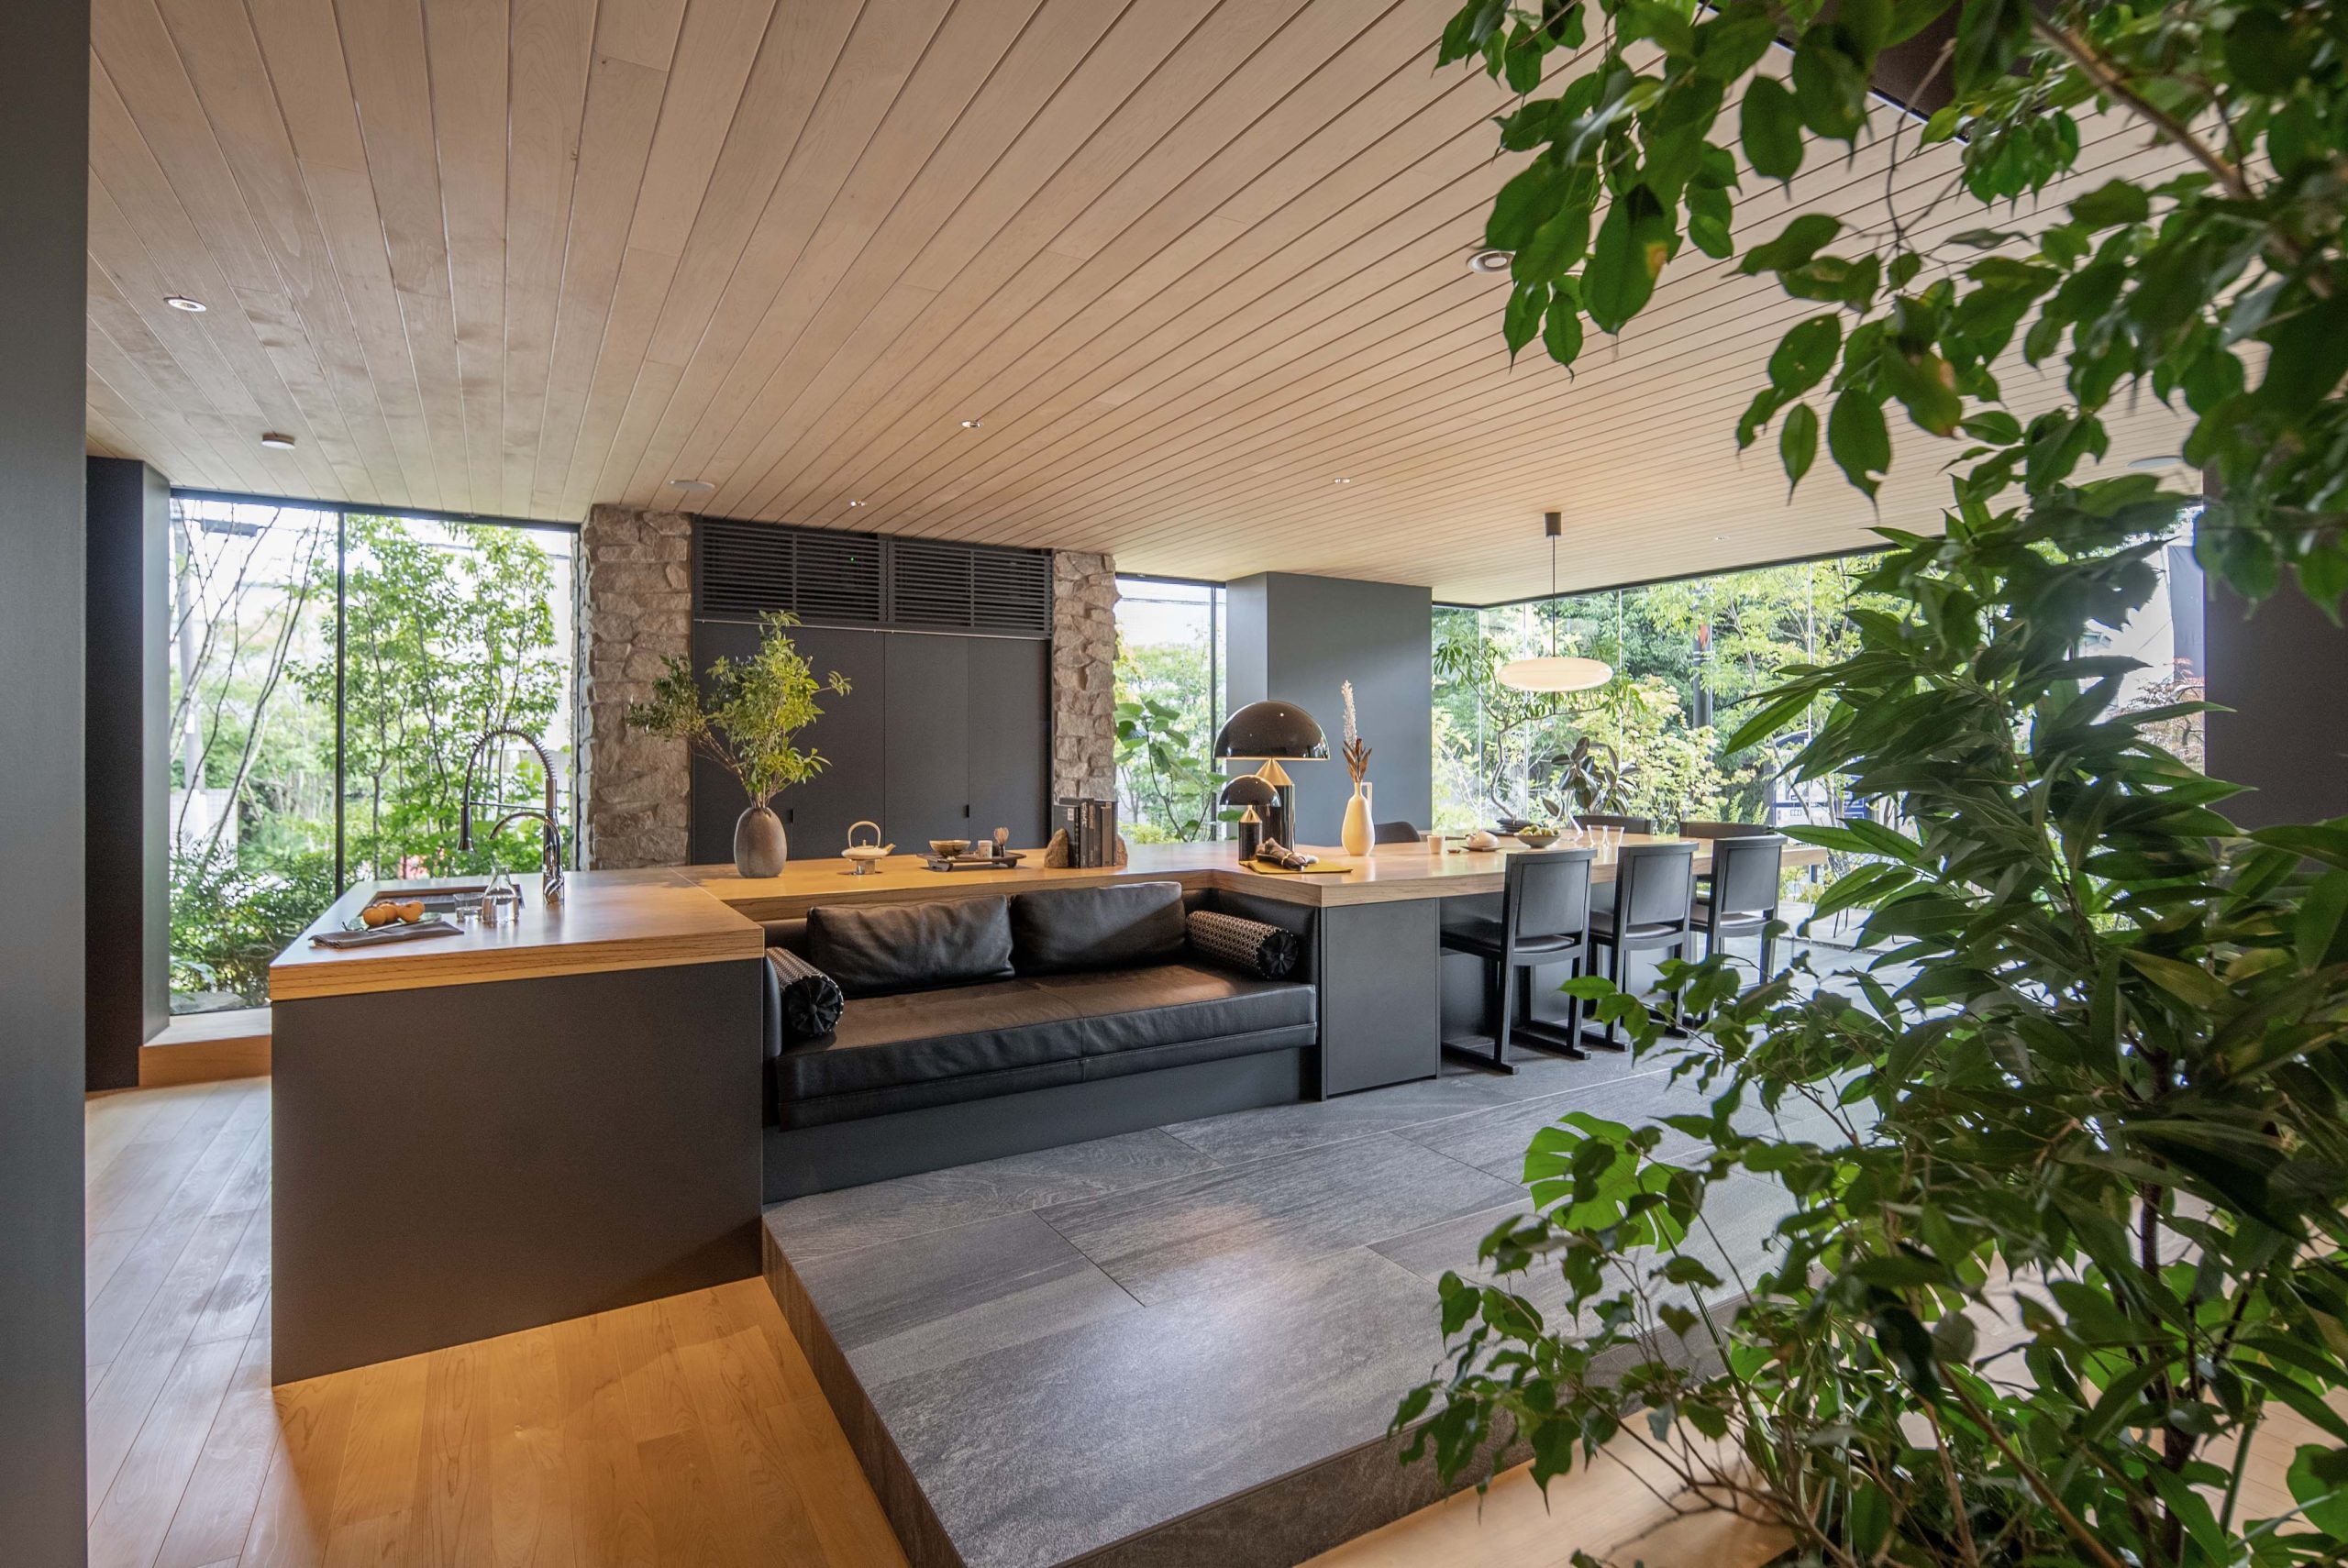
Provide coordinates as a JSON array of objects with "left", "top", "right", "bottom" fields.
[{"left": 82, "top": 1077, "right": 903, "bottom": 1568}]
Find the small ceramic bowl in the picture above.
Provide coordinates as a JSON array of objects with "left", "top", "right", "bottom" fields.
[
  {"left": 1515, "top": 830, "right": 1560, "bottom": 849},
  {"left": 929, "top": 838, "right": 972, "bottom": 859}
]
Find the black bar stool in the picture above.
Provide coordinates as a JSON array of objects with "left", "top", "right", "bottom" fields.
[
  {"left": 1691, "top": 832, "right": 1787, "bottom": 978},
  {"left": 1373, "top": 820, "right": 1423, "bottom": 844},
  {"left": 1585, "top": 841, "right": 1699, "bottom": 1048},
  {"left": 1440, "top": 846, "right": 1597, "bottom": 1073}
]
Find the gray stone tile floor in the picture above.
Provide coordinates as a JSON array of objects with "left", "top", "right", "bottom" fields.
[{"left": 765, "top": 937, "right": 1892, "bottom": 1568}]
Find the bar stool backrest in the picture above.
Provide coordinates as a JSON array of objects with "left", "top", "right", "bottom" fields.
[
  {"left": 1678, "top": 819, "right": 1772, "bottom": 840},
  {"left": 1372, "top": 820, "right": 1423, "bottom": 844},
  {"left": 1506, "top": 846, "right": 1596, "bottom": 944},
  {"left": 1614, "top": 842, "right": 1698, "bottom": 930},
  {"left": 1577, "top": 813, "right": 1655, "bottom": 833},
  {"left": 1711, "top": 834, "right": 1787, "bottom": 917}
]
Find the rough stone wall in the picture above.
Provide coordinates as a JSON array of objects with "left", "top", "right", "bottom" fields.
[
  {"left": 580, "top": 504, "right": 692, "bottom": 868},
  {"left": 1050, "top": 551, "right": 1119, "bottom": 801}
]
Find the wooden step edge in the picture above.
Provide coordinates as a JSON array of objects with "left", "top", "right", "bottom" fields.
[{"left": 141, "top": 1006, "right": 271, "bottom": 1087}]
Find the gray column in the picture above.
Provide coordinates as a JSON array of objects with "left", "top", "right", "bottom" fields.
[
  {"left": 2208, "top": 576, "right": 2348, "bottom": 829},
  {"left": 0, "top": 0, "right": 92, "bottom": 1557},
  {"left": 1225, "top": 572, "right": 1434, "bottom": 842}
]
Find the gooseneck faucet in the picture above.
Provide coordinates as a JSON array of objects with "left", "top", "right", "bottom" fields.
[{"left": 459, "top": 727, "right": 568, "bottom": 906}]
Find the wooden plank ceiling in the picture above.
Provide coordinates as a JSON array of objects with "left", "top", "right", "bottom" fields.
[{"left": 85, "top": 0, "right": 2196, "bottom": 602}]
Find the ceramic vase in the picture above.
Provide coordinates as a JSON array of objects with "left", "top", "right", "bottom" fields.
[
  {"left": 734, "top": 802, "right": 788, "bottom": 878},
  {"left": 1340, "top": 781, "right": 1373, "bottom": 856}
]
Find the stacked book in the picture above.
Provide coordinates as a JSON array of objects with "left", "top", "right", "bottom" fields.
[{"left": 1057, "top": 796, "right": 1120, "bottom": 867}]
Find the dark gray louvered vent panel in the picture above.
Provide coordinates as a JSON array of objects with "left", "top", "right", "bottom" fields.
[
  {"left": 695, "top": 520, "right": 796, "bottom": 619},
  {"left": 694, "top": 520, "right": 882, "bottom": 626},
  {"left": 969, "top": 546, "right": 1052, "bottom": 635},
  {"left": 693, "top": 519, "right": 1049, "bottom": 636}
]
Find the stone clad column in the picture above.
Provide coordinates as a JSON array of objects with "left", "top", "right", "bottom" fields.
[
  {"left": 1050, "top": 551, "right": 1119, "bottom": 803},
  {"left": 580, "top": 505, "right": 692, "bottom": 868}
]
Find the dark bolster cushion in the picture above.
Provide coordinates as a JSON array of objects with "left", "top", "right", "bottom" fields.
[
  {"left": 766, "top": 947, "right": 844, "bottom": 1041},
  {"left": 805, "top": 896, "right": 1014, "bottom": 997},
  {"left": 1010, "top": 881, "right": 1187, "bottom": 975},
  {"left": 1187, "top": 909, "right": 1301, "bottom": 978}
]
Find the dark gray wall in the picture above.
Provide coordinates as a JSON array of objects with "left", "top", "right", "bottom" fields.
[
  {"left": 0, "top": 0, "right": 91, "bottom": 1556},
  {"left": 2208, "top": 576, "right": 2348, "bottom": 830},
  {"left": 1224, "top": 572, "right": 1434, "bottom": 841},
  {"left": 87, "top": 458, "right": 172, "bottom": 1089}
]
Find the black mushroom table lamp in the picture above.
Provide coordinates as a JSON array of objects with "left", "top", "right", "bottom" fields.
[
  {"left": 1214, "top": 700, "right": 1326, "bottom": 853},
  {"left": 1218, "top": 773, "right": 1279, "bottom": 860}
]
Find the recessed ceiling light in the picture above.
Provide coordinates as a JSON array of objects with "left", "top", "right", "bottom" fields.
[
  {"left": 847, "top": 500, "right": 865, "bottom": 507},
  {"left": 1333, "top": 477, "right": 1350, "bottom": 485},
  {"left": 960, "top": 418, "right": 983, "bottom": 429},
  {"left": 164, "top": 294, "right": 207, "bottom": 312},
  {"left": 2129, "top": 454, "right": 2185, "bottom": 470},
  {"left": 259, "top": 432, "right": 296, "bottom": 449},
  {"left": 669, "top": 478, "right": 715, "bottom": 494},
  {"left": 1467, "top": 249, "right": 1512, "bottom": 274}
]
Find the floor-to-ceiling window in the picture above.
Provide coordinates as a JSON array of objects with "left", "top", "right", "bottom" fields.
[
  {"left": 166, "top": 494, "right": 577, "bottom": 1012},
  {"left": 1112, "top": 576, "right": 1225, "bottom": 842}
]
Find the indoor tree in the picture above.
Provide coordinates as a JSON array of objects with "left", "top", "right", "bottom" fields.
[{"left": 1401, "top": 2, "right": 2348, "bottom": 1563}]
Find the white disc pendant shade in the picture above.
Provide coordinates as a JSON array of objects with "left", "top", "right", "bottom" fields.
[
  {"left": 1499, "top": 510, "right": 1613, "bottom": 693},
  {"left": 1498, "top": 654, "right": 1612, "bottom": 691}
]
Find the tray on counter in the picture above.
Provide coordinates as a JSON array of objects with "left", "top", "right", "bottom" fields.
[{"left": 922, "top": 851, "right": 1028, "bottom": 872}]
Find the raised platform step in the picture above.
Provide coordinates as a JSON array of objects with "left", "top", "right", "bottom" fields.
[{"left": 142, "top": 1006, "right": 270, "bottom": 1086}]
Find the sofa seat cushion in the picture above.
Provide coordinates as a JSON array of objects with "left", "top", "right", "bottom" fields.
[{"left": 770, "top": 964, "right": 1317, "bottom": 1127}]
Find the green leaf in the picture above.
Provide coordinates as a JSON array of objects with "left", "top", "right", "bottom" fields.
[
  {"left": 1789, "top": 38, "right": 1866, "bottom": 143},
  {"left": 1767, "top": 315, "right": 1843, "bottom": 396},
  {"left": 2299, "top": 871, "right": 2348, "bottom": 970},
  {"left": 1584, "top": 185, "right": 1671, "bottom": 334},
  {"left": 1826, "top": 387, "right": 1890, "bottom": 500},
  {"left": 1738, "top": 75, "right": 1804, "bottom": 182},
  {"left": 2123, "top": 950, "right": 2231, "bottom": 1010},
  {"left": 1952, "top": 0, "right": 2029, "bottom": 93},
  {"left": 1881, "top": 348, "right": 1962, "bottom": 436},
  {"left": 2257, "top": 293, "right": 2348, "bottom": 424},
  {"left": 1738, "top": 214, "right": 1840, "bottom": 276},
  {"left": 1514, "top": 201, "right": 1591, "bottom": 283},
  {"left": 1486, "top": 160, "right": 1568, "bottom": 251},
  {"left": 1505, "top": 281, "right": 1549, "bottom": 359},
  {"left": 1779, "top": 402, "right": 1818, "bottom": 493},
  {"left": 1542, "top": 295, "right": 1586, "bottom": 367},
  {"left": 2068, "top": 178, "right": 2150, "bottom": 230}
]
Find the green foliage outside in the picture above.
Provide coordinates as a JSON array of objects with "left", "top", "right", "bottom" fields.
[
  {"left": 167, "top": 506, "right": 576, "bottom": 1007},
  {"left": 1434, "top": 556, "right": 1891, "bottom": 831},
  {"left": 625, "top": 612, "right": 851, "bottom": 808},
  {"left": 1405, "top": 1, "right": 2348, "bottom": 1563},
  {"left": 1113, "top": 592, "right": 1223, "bottom": 844}
]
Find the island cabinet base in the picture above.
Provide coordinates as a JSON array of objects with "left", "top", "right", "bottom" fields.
[{"left": 270, "top": 958, "right": 763, "bottom": 1384}]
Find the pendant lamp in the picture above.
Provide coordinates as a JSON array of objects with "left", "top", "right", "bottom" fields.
[{"left": 1499, "top": 512, "right": 1612, "bottom": 693}]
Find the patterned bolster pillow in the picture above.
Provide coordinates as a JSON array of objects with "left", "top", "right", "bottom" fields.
[
  {"left": 767, "top": 947, "right": 845, "bottom": 1041},
  {"left": 1187, "top": 910, "right": 1301, "bottom": 980}
]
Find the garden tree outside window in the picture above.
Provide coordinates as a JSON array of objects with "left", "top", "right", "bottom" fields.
[
  {"left": 1113, "top": 577, "right": 1224, "bottom": 844},
  {"left": 166, "top": 495, "right": 578, "bottom": 1013}
]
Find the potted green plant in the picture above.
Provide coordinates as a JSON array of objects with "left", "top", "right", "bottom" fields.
[
  {"left": 1400, "top": 1, "right": 2348, "bottom": 1560},
  {"left": 626, "top": 612, "right": 849, "bottom": 877}
]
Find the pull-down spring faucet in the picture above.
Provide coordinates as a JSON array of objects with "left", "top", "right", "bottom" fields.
[{"left": 458, "top": 727, "right": 568, "bottom": 906}]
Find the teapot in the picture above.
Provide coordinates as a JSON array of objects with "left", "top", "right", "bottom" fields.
[{"left": 841, "top": 820, "right": 895, "bottom": 875}]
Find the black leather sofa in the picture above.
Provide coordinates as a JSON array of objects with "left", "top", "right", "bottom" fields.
[{"left": 759, "top": 880, "right": 1318, "bottom": 1198}]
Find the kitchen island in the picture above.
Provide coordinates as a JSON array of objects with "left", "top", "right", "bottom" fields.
[
  {"left": 267, "top": 869, "right": 766, "bottom": 1381},
  {"left": 268, "top": 838, "right": 1818, "bottom": 1383}
]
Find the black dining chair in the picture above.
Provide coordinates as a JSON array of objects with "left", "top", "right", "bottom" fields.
[
  {"left": 1439, "top": 846, "right": 1597, "bottom": 1072},
  {"left": 1585, "top": 841, "right": 1699, "bottom": 1048},
  {"left": 1676, "top": 819, "right": 1771, "bottom": 839},
  {"left": 1691, "top": 832, "right": 1787, "bottom": 978},
  {"left": 1373, "top": 820, "right": 1423, "bottom": 844},
  {"left": 1575, "top": 813, "right": 1655, "bottom": 834}
]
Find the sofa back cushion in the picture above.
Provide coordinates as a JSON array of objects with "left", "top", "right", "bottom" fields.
[
  {"left": 1011, "top": 881, "right": 1188, "bottom": 975},
  {"left": 806, "top": 896, "right": 1014, "bottom": 998}
]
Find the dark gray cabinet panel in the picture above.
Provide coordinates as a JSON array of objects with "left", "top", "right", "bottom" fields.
[
  {"left": 689, "top": 622, "right": 887, "bottom": 863},
  {"left": 687, "top": 624, "right": 1048, "bottom": 864},
  {"left": 1319, "top": 900, "right": 1441, "bottom": 1095},
  {"left": 882, "top": 634, "right": 972, "bottom": 841},
  {"left": 965, "top": 635, "right": 1051, "bottom": 845}
]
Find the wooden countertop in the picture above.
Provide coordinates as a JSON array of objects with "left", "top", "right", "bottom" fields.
[
  {"left": 689, "top": 835, "right": 1827, "bottom": 922},
  {"left": 269, "top": 868, "right": 766, "bottom": 1000}
]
